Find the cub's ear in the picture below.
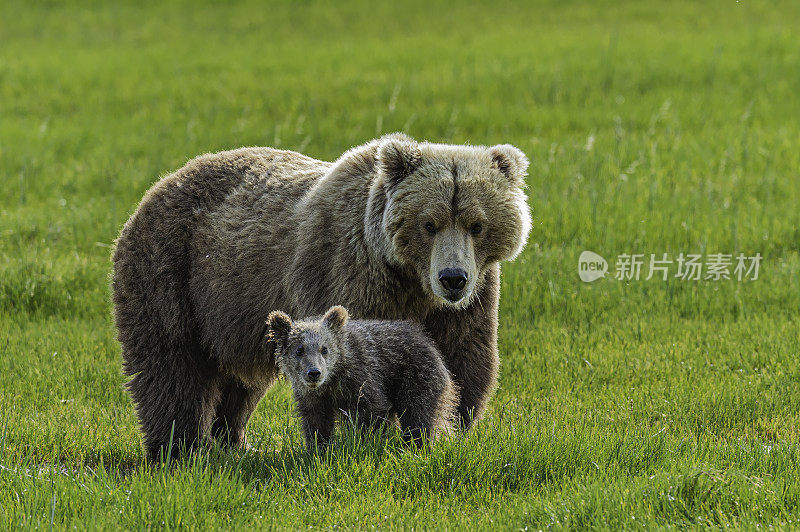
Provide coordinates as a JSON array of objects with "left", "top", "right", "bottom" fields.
[
  {"left": 322, "top": 305, "right": 349, "bottom": 332},
  {"left": 266, "top": 311, "right": 293, "bottom": 345},
  {"left": 489, "top": 144, "right": 529, "bottom": 186},
  {"left": 376, "top": 136, "right": 422, "bottom": 193}
]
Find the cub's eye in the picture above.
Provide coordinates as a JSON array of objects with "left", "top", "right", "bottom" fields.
[
  {"left": 424, "top": 222, "right": 436, "bottom": 234},
  {"left": 295, "top": 345, "right": 304, "bottom": 357},
  {"left": 470, "top": 222, "right": 483, "bottom": 236},
  {"left": 320, "top": 346, "right": 328, "bottom": 355}
]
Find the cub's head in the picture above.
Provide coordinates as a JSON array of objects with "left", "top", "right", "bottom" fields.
[
  {"left": 375, "top": 135, "right": 531, "bottom": 308},
  {"left": 266, "top": 306, "right": 349, "bottom": 393}
]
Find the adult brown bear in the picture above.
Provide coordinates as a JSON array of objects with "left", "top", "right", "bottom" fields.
[{"left": 112, "top": 133, "right": 531, "bottom": 460}]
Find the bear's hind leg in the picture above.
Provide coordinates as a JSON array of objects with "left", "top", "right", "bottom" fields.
[
  {"left": 396, "top": 410, "right": 433, "bottom": 446},
  {"left": 395, "top": 390, "right": 438, "bottom": 447},
  {"left": 127, "top": 364, "right": 221, "bottom": 462},
  {"left": 396, "top": 372, "right": 459, "bottom": 446}
]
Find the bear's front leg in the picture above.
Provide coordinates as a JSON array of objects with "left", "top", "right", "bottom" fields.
[
  {"left": 424, "top": 263, "right": 500, "bottom": 428},
  {"left": 211, "top": 379, "right": 269, "bottom": 449},
  {"left": 299, "top": 405, "right": 335, "bottom": 451}
]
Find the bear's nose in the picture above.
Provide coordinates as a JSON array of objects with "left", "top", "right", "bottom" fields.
[
  {"left": 438, "top": 268, "right": 468, "bottom": 292},
  {"left": 307, "top": 369, "right": 322, "bottom": 382}
]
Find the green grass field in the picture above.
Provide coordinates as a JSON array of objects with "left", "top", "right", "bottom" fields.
[{"left": 2, "top": 0, "right": 800, "bottom": 528}]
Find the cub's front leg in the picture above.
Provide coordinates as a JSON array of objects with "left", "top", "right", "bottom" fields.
[{"left": 299, "top": 404, "right": 335, "bottom": 450}]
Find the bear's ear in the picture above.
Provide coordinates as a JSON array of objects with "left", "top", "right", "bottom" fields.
[
  {"left": 489, "top": 144, "right": 529, "bottom": 186},
  {"left": 321, "top": 305, "right": 349, "bottom": 332},
  {"left": 266, "top": 310, "right": 293, "bottom": 345},
  {"left": 376, "top": 136, "right": 422, "bottom": 193}
]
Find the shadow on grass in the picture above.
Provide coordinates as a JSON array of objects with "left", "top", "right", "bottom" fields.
[
  {"left": 0, "top": 405, "right": 681, "bottom": 500},
  {"left": 0, "top": 416, "right": 415, "bottom": 487}
]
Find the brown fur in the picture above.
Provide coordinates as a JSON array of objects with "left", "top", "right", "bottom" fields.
[
  {"left": 267, "top": 306, "right": 458, "bottom": 448},
  {"left": 112, "top": 133, "right": 530, "bottom": 460}
]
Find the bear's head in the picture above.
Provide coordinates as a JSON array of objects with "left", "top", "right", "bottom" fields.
[
  {"left": 267, "top": 306, "right": 349, "bottom": 393},
  {"left": 373, "top": 135, "right": 531, "bottom": 308}
]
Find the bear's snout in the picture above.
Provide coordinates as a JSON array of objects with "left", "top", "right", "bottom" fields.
[
  {"left": 438, "top": 268, "right": 468, "bottom": 299},
  {"left": 306, "top": 368, "right": 322, "bottom": 383}
]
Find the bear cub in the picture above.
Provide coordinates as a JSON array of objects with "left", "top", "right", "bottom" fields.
[{"left": 267, "top": 305, "right": 458, "bottom": 449}]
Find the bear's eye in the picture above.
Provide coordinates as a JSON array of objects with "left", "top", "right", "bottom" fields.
[
  {"left": 470, "top": 222, "right": 483, "bottom": 236},
  {"left": 424, "top": 222, "right": 436, "bottom": 235},
  {"left": 320, "top": 346, "right": 328, "bottom": 355},
  {"left": 295, "top": 345, "right": 304, "bottom": 357}
]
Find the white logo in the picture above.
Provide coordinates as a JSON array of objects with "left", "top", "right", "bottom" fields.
[
  {"left": 578, "top": 251, "right": 762, "bottom": 282},
  {"left": 578, "top": 251, "right": 609, "bottom": 282}
]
